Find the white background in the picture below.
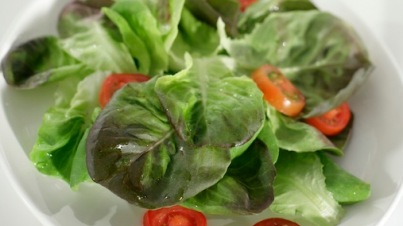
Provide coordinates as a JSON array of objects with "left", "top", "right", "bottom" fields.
[{"left": 1, "top": 0, "right": 403, "bottom": 225}]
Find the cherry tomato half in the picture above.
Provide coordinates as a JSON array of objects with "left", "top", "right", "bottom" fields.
[
  {"left": 253, "top": 218, "right": 300, "bottom": 226},
  {"left": 305, "top": 102, "right": 351, "bottom": 136},
  {"left": 251, "top": 65, "right": 306, "bottom": 117},
  {"left": 143, "top": 206, "right": 207, "bottom": 226},
  {"left": 238, "top": 0, "right": 258, "bottom": 11},
  {"left": 99, "top": 73, "right": 150, "bottom": 108}
]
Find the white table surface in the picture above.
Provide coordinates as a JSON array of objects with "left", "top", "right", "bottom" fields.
[{"left": 1, "top": 0, "right": 403, "bottom": 225}]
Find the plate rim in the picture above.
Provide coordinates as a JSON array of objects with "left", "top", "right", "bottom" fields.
[{"left": 1, "top": 0, "right": 403, "bottom": 225}]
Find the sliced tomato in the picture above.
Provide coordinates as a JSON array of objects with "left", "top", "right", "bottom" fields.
[
  {"left": 99, "top": 73, "right": 150, "bottom": 108},
  {"left": 251, "top": 65, "right": 306, "bottom": 117},
  {"left": 238, "top": 0, "right": 258, "bottom": 11},
  {"left": 305, "top": 102, "right": 351, "bottom": 136},
  {"left": 143, "top": 206, "right": 207, "bottom": 226},
  {"left": 253, "top": 218, "right": 300, "bottom": 226}
]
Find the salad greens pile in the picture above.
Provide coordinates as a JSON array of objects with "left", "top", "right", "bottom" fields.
[{"left": 1, "top": 0, "right": 373, "bottom": 225}]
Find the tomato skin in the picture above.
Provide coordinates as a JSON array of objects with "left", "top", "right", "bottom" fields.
[
  {"left": 238, "top": 0, "right": 258, "bottom": 11},
  {"left": 305, "top": 102, "right": 351, "bottom": 136},
  {"left": 253, "top": 218, "right": 300, "bottom": 226},
  {"left": 99, "top": 73, "right": 150, "bottom": 108},
  {"left": 143, "top": 206, "right": 207, "bottom": 226},
  {"left": 251, "top": 65, "right": 306, "bottom": 117}
]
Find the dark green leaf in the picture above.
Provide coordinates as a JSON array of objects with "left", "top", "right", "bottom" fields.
[
  {"left": 86, "top": 78, "right": 231, "bottom": 208},
  {"left": 1, "top": 37, "right": 92, "bottom": 89},
  {"left": 185, "top": 0, "right": 240, "bottom": 37},
  {"left": 182, "top": 139, "right": 276, "bottom": 214},
  {"left": 81, "top": 0, "right": 114, "bottom": 8},
  {"left": 229, "top": 121, "right": 263, "bottom": 160}
]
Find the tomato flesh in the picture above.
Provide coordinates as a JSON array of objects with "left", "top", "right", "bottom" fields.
[
  {"left": 143, "top": 206, "right": 207, "bottom": 226},
  {"left": 253, "top": 218, "right": 300, "bottom": 226},
  {"left": 168, "top": 215, "right": 193, "bottom": 226},
  {"left": 99, "top": 73, "right": 150, "bottom": 108},
  {"left": 251, "top": 65, "right": 306, "bottom": 117},
  {"left": 305, "top": 102, "right": 351, "bottom": 136}
]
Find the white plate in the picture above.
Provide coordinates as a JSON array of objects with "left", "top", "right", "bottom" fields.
[{"left": 1, "top": 0, "right": 403, "bottom": 225}]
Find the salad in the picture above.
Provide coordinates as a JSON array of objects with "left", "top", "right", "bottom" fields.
[{"left": 1, "top": 0, "right": 373, "bottom": 225}]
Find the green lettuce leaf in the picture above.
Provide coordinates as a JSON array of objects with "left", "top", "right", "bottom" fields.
[
  {"left": 102, "top": 7, "right": 151, "bottom": 74},
  {"left": 168, "top": 8, "right": 220, "bottom": 71},
  {"left": 59, "top": 19, "right": 137, "bottom": 73},
  {"left": 238, "top": 0, "right": 317, "bottom": 34},
  {"left": 30, "top": 71, "right": 109, "bottom": 189},
  {"left": 319, "top": 153, "right": 371, "bottom": 204},
  {"left": 220, "top": 11, "right": 373, "bottom": 117},
  {"left": 229, "top": 121, "right": 264, "bottom": 160},
  {"left": 110, "top": 1, "right": 169, "bottom": 74},
  {"left": 155, "top": 56, "right": 265, "bottom": 148},
  {"left": 1, "top": 37, "right": 92, "bottom": 89},
  {"left": 104, "top": 0, "right": 186, "bottom": 74},
  {"left": 114, "top": 0, "right": 185, "bottom": 51},
  {"left": 86, "top": 77, "right": 232, "bottom": 208},
  {"left": 86, "top": 59, "right": 274, "bottom": 212},
  {"left": 58, "top": 2, "right": 104, "bottom": 38},
  {"left": 258, "top": 119, "right": 280, "bottom": 163},
  {"left": 271, "top": 151, "right": 344, "bottom": 226},
  {"left": 69, "top": 126, "right": 91, "bottom": 189},
  {"left": 266, "top": 105, "right": 342, "bottom": 155},
  {"left": 70, "top": 107, "right": 101, "bottom": 188},
  {"left": 159, "top": 0, "right": 186, "bottom": 51},
  {"left": 186, "top": 0, "right": 240, "bottom": 37},
  {"left": 182, "top": 139, "right": 276, "bottom": 215}
]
